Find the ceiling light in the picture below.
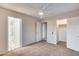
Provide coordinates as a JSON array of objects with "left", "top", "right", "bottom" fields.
[{"left": 39, "top": 12, "right": 44, "bottom": 15}]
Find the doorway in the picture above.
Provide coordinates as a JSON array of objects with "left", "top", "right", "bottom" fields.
[
  {"left": 8, "top": 16, "right": 22, "bottom": 51},
  {"left": 57, "top": 19, "right": 67, "bottom": 47},
  {"left": 58, "top": 25, "right": 67, "bottom": 42},
  {"left": 42, "top": 22, "right": 47, "bottom": 41}
]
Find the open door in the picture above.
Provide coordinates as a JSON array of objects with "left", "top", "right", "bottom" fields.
[{"left": 8, "top": 16, "right": 22, "bottom": 51}]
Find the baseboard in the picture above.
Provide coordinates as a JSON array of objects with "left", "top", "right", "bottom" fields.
[{"left": 24, "top": 40, "right": 43, "bottom": 47}]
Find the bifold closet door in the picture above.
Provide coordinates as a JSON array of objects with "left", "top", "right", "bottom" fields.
[
  {"left": 36, "top": 22, "right": 42, "bottom": 42},
  {"left": 8, "top": 17, "right": 22, "bottom": 51}
]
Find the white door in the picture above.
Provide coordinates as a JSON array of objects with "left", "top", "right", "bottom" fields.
[
  {"left": 36, "top": 22, "right": 41, "bottom": 42},
  {"left": 67, "top": 17, "right": 79, "bottom": 52},
  {"left": 8, "top": 16, "right": 22, "bottom": 51}
]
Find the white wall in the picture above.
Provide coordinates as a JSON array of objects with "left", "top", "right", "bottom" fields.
[
  {"left": 0, "top": 7, "right": 40, "bottom": 52},
  {"left": 42, "top": 20, "right": 57, "bottom": 44},
  {"left": 47, "top": 20, "right": 57, "bottom": 44},
  {"left": 22, "top": 19, "right": 36, "bottom": 46},
  {"left": 0, "top": 16, "right": 7, "bottom": 52},
  {"left": 67, "top": 17, "right": 79, "bottom": 52}
]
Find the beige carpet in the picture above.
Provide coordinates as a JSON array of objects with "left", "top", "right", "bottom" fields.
[{"left": 1, "top": 41, "right": 79, "bottom": 56}]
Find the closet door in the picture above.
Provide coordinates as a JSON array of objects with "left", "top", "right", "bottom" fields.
[
  {"left": 36, "top": 21, "right": 42, "bottom": 42},
  {"left": 8, "top": 17, "right": 22, "bottom": 51}
]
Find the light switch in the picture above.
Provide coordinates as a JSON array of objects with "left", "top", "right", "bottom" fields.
[{"left": 52, "top": 32, "right": 53, "bottom": 34}]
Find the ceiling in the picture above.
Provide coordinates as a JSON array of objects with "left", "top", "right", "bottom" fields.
[{"left": 0, "top": 3, "right": 79, "bottom": 19}]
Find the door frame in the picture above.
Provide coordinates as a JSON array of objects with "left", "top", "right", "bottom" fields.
[
  {"left": 41, "top": 22, "right": 47, "bottom": 41},
  {"left": 57, "top": 24, "right": 67, "bottom": 42}
]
